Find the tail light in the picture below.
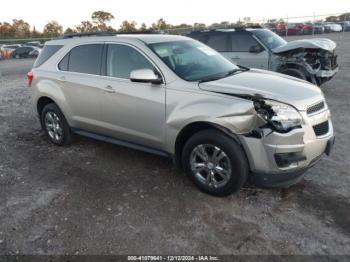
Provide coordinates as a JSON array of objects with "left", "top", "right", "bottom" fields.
[{"left": 27, "top": 71, "right": 33, "bottom": 87}]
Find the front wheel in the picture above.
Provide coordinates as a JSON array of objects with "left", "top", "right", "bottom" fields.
[
  {"left": 280, "top": 68, "right": 307, "bottom": 80},
  {"left": 182, "top": 129, "right": 248, "bottom": 196}
]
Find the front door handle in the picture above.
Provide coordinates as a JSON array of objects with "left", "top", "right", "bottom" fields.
[{"left": 231, "top": 56, "right": 240, "bottom": 60}]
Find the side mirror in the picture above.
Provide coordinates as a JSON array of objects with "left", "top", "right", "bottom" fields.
[
  {"left": 249, "top": 45, "right": 264, "bottom": 53},
  {"left": 130, "top": 69, "right": 163, "bottom": 84}
]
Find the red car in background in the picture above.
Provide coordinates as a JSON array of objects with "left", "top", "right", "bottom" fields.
[
  {"left": 301, "top": 23, "right": 314, "bottom": 34},
  {"left": 276, "top": 23, "right": 304, "bottom": 35}
]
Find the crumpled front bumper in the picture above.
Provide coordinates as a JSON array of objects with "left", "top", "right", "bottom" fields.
[
  {"left": 316, "top": 66, "right": 339, "bottom": 78},
  {"left": 238, "top": 108, "right": 334, "bottom": 187}
]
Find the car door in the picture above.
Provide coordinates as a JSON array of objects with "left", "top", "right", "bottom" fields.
[
  {"left": 57, "top": 43, "right": 105, "bottom": 133},
  {"left": 223, "top": 32, "right": 269, "bottom": 69},
  {"left": 99, "top": 43, "right": 166, "bottom": 150}
]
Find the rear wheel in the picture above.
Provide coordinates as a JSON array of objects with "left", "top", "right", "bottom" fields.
[
  {"left": 41, "top": 103, "right": 72, "bottom": 146},
  {"left": 182, "top": 129, "right": 248, "bottom": 196}
]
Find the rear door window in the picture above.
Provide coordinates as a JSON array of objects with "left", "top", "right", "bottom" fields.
[
  {"left": 67, "top": 44, "right": 103, "bottom": 75},
  {"left": 231, "top": 33, "right": 260, "bottom": 52},
  {"left": 205, "top": 34, "right": 229, "bottom": 52},
  {"left": 33, "top": 45, "right": 62, "bottom": 68}
]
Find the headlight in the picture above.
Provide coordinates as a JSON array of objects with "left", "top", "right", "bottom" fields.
[{"left": 254, "top": 100, "right": 302, "bottom": 133}]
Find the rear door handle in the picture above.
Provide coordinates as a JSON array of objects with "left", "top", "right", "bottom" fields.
[
  {"left": 102, "top": 85, "right": 116, "bottom": 93},
  {"left": 58, "top": 76, "right": 66, "bottom": 82},
  {"left": 231, "top": 56, "right": 240, "bottom": 60}
]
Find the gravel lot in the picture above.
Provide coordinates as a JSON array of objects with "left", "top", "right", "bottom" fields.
[{"left": 0, "top": 33, "right": 349, "bottom": 256}]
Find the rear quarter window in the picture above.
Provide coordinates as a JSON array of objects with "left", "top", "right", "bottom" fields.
[
  {"left": 231, "top": 33, "right": 259, "bottom": 52},
  {"left": 67, "top": 44, "right": 103, "bottom": 75},
  {"left": 206, "top": 34, "right": 229, "bottom": 52},
  {"left": 33, "top": 45, "right": 62, "bottom": 68}
]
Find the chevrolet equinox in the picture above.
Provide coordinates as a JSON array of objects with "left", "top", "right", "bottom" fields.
[{"left": 29, "top": 32, "right": 335, "bottom": 196}]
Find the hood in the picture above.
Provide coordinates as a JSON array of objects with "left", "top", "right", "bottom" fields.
[
  {"left": 199, "top": 69, "right": 324, "bottom": 111},
  {"left": 272, "top": 38, "right": 336, "bottom": 53}
]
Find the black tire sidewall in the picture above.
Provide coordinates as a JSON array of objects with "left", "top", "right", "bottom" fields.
[
  {"left": 182, "top": 129, "right": 248, "bottom": 196},
  {"left": 281, "top": 68, "right": 307, "bottom": 80},
  {"left": 41, "top": 103, "right": 72, "bottom": 146}
]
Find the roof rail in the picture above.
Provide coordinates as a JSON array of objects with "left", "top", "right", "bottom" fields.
[{"left": 59, "top": 31, "right": 115, "bottom": 39}]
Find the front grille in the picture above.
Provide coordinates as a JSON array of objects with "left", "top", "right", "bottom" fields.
[
  {"left": 307, "top": 101, "right": 325, "bottom": 115},
  {"left": 313, "top": 121, "right": 329, "bottom": 136}
]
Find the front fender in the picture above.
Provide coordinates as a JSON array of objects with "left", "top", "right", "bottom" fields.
[{"left": 164, "top": 88, "right": 265, "bottom": 154}]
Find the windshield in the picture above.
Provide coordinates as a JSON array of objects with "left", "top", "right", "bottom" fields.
[
  {"left": 253, "top": 29, "right": 287, "bottom": 49},
  {"left": 148, "top": 40, "right": 239, "bottom": 82}
]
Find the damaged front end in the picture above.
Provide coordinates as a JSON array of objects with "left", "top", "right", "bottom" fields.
[
  {"left": 272, "top": 48, "right": 338, "bottom": 85},
  {"left": 213, "top": 92, "right": 332, "bottom": 184},
  {"left": 215, "top": 94, "right": 303, "bottom": 136}
]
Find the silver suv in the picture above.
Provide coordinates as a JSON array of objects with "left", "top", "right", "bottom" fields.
[{"left": 29, "top": 32, "right": 335, "bottom": 196}]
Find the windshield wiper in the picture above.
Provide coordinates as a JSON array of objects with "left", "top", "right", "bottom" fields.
[{"left": 198, "top": 68, "right": 249, "bottom": 83}]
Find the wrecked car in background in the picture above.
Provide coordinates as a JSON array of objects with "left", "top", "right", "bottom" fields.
[{"left": 187, "top": 28, "right": 338, "bottom": 85}]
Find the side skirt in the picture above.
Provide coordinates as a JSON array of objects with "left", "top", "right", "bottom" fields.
[{"left": 72, "top": 128, "right": 170, "bottom": 158}]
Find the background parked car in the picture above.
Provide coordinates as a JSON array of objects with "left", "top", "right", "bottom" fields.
[
  {"left": 11, "top": 46, "right": 41, "bottom": 59},
  {"left": 313, "top": 22, "right": 325, "bottom": 34},
  {"left": 262, "top": 23, "right": 277, "bottom": 32},
  {"left": 339, "top": 21, "right": 350, "bottom": 31},
  {"left": 26, "top": 41, "right": 44, "bottom": 48},
  {"left": 303, "top": 22, "right": 324, "bottom": 34},
  {"left": 275, "top": 22, "right": 287, "bottom": 35},
  {"left": 286, "top": 23, "right": 304, "bottom": 35},
  {"left": 1, "top": 44, "right": 22, "bottom": 52},
  {"left": 324, "top": 22, "right": 343, "bottom": 33}
]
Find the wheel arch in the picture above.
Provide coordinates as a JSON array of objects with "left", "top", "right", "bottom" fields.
[
  {"left": 173, "top": 121, "right": 244, "bottom": 169},
  {"left": 36, "top": 96, "right": 73, "bottom": 129},
  {"left": 37, "top": 96, "right": 56, "bottom": 116},
  {"left": 277, "top": 63, "right": 317, "bottom": 84}
]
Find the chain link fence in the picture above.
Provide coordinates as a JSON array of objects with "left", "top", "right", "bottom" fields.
[
  {"left": 162, "top": 12, "right": 350, "bottom": 36},
  {"left": 1, "top": 12, "right": 349, "bottom": 59}
]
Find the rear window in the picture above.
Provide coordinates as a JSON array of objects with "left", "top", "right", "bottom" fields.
[
  {"left": 33, "top": 45, "right": 62, "bottom": 68},
  {"left": 67, "top": 44, "right": 103, "bottom": 75}
]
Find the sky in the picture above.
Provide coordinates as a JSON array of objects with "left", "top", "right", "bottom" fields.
[{"left": 0, "top": 0, "right": 349, "bottom": 31}]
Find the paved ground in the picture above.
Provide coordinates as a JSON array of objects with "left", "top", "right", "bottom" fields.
[{"left": 0, "top": 33, "right": 349, "bottom": 255}]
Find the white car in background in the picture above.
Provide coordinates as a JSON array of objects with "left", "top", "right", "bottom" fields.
[{"left": 324, "top": 22, "right": 343, "bottom": 33}]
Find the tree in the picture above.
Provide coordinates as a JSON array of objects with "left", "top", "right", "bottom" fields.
[
  {"left": 12, "top": 19, "right": 30, "bottom": 38},
  {"left": 31, "top": 26, "right": 42, "bottom": 38},
  {"left": 64, "top": 27, "right": 76, "bottom": 34},
  {"left": 326, "top": 12, "right": 350, "bottom": 22},
  {"left": 193, "top": 23, "right": 206, "bottom": 30},
  {"left": 0, "top": 22, "right": 15, "bottom": 39},
  {"left": 91, "top": 11, "right": 114, "bottom": 31},
  {"left": 75, "top": 21, "right": 96, "bottom": 33},
  {"left": 43, "top": 21, "right": 63, "bottom": 37},
  {"left": 140, "top": 23, "right": 148, "bottom": 31},
  {"left": 151, "top": 18, "right": 169, "bottom": 30},
  {"left": 119, "top": 21, "right": 137, "bottom": 32}
]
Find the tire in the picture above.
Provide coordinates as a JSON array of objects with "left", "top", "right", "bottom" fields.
[
  {"left": 182, "top": 129, "right": 248, "bottom": 196},
  {"left": 41, "top": 103, "right": 73, "bottom": 146},
  {"left": 280, "top": 68, "right": 307, "bottom": 80}
]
